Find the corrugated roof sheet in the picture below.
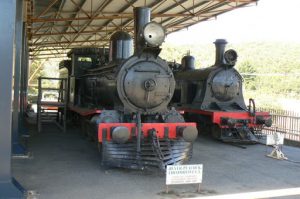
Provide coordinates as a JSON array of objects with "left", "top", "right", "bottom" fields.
[{"left": 27, "top": 0, "right": 257, "bottom": 59}]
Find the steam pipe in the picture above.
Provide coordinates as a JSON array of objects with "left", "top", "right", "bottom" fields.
[
  {"left": 134, "top": 7, "right": 151, "bottom": 53},
  {"left": 214, "top": 39, "right": 227, "bottom": 66}
]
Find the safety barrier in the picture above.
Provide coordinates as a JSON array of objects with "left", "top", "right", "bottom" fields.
[{"left": 258, "top": 108, "right": 300, "bottom": 142}]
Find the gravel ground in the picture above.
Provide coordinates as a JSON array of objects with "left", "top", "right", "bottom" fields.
[{"left": 12, "top": 124, "right": 300, "bottom": 199}]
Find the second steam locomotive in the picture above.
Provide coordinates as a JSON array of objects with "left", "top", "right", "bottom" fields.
[
  {"left": 60, "top": 7, "right": 198, "bottom": 169},
  {"left": 171, "top": 39, "right": 272, "bottom": 143}
]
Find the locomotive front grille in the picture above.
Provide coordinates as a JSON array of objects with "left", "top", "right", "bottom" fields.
[{"left": 100, "top": 135, "right": 193, "bottom": 170}]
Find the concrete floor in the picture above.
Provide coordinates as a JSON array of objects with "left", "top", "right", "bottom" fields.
[{"left": 13, "top": 124, "right": 300, "bottom": 199}]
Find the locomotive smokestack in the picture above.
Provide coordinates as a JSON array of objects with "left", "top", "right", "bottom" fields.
[
  {"left": 134, "top": 7, "right": 151, "bottom": 53},
  {"left": 214, "top": 39, "right": 227, "bottom": 66}
]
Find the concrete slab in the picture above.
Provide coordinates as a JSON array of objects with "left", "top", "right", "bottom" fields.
[{"left": 12, "top": 124, "right": 300, "bottom": 199}]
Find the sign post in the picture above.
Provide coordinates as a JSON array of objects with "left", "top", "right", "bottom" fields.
[
  {"left": 166, "top": 164, "right": 203, "bottom": 193},
  {"left": 266, "top": 130, "right": 287, "bottom": 160}
]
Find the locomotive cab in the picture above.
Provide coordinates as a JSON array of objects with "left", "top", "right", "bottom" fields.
[{"left": 59, "top": 48, "right": 109, "bottom": 106}]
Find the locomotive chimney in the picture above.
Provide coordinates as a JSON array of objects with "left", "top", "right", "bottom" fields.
[
  {"left": 214, "top": 39, "right": 227, "bottom": 66},
  {"left": 134, "top": 7, "right": 151, "bottom": 53}
]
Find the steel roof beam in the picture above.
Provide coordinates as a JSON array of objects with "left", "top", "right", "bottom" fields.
[
  {"left": 36, "top": 0, "right": 60, "bottom": 18},
  {"left": 73, "top": 0, "right": 140, "bottom": 50},
  {"left": 80, "top": 0, "right": 171, "bottom": 50},
  {"left": 64, "top": 0, "right": 112, "bottom": 48},
  {"left": 166, "top": 1, "right": 241, "bottom": 28},
  {"left": 29, "top": 46, "right": 104, "bottom": 51},
  {"left": 31, "top": 29, "right": 131, "bottom": 37},
  {"left": 28, "top": 0, "right": 256, "bottom": 56},
  {"left": 70, "top": 0, "right": 91, "bottom": 18},
  {"left": 31, "top": 39, "right": 109, "bottom": 46},
  {"left": 30, "top": 24, "right": 127, "bottom": 30},
  {"left": 58, "top": 0, "right": 90, "bottom": 42},
  {"left": 168, "top": 1, "right": 254, "bottom": 33},
  {"left": 31, "top": 13, "right": 199, "bottom": 23}
]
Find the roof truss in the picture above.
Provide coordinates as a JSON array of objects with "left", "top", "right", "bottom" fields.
[{"left": 27, "top": 0, "right": 258, "bottom": 59}]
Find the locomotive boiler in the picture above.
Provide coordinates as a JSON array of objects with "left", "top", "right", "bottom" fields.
[
  {"left": 171, "top": 39, "right": 272, "bottom": 143},
  {"left": 60, "top": 7, "right": 198, "bottom": 169}
]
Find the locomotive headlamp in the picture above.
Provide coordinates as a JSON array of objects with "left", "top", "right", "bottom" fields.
[
  {"left": 142, "top": 22, "right": 165, "bottom": 47},
  {"left": 111, "top": 126, "right": 130, "bottom": 144},
  {"left": 224, "top": 49, "right": 238, "bottom": 66},
  {"left": 177, "top": 126, "right": 198, "bottom": 142}
]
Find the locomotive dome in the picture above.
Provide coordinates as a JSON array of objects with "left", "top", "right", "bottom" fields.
[{"left": 109, "top": 31, "right": 133, "bottom": 62}]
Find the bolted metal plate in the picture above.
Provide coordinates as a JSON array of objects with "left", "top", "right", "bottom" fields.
[
  {"left": 117, "top": 54, "right": 175, "bottom": 113},
  {"left": 211, "top": 69, "right": 241, "bottom": 102}
]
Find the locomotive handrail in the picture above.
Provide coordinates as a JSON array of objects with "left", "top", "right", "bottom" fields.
[
  {"left": 37, "top": 77, "right": 68, "bottom": 133},
  {"left": 249, "top": 98, "right": 256, "bottom": 117}
]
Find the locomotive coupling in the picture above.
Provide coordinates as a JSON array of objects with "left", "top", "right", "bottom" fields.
[
  {"left": 111, "top": 126, "right": 130, "bottom": 144},
  {"left": 256, "top": 116, "right": 273, "bottom": 127},
  {"left": 264, "top": 118, "right": 273, "bottom": 127},
  {"left": 177, "top": 126, "right": 198, "bottom": 142}
]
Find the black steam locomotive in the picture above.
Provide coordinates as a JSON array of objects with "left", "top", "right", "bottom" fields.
[
  {"left": 171, "top": 39, "right": 272, "bottom": 143},
  {"left": 60, "top": 7, "right": 198, "bottom": 169}
]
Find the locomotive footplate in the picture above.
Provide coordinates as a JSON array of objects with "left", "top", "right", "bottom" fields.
[
  {"left": 182, "top": 109, "right": 270, "bottom": 144},
  {"left": 98, "top": 123, "right": 195, "bottom": 170}
]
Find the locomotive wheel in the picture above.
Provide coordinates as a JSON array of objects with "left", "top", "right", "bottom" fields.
[{"left": 211, "top": 124, "right": 222, "bottom": 140}]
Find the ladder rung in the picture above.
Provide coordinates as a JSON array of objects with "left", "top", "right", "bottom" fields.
[
  {"left": 39, "top": 77, "right": 67, "bottom": 81},
  {"left": 40, "top": 101, "right": 66, "bottom": 106},
  {"left": 41, "top": 88, "right": 66, "bottom": 91},
  {"left": 37, "top": 77, "right": 67, "bottom": 133}
]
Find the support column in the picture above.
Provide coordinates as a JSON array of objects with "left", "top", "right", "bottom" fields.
[
  {"left": 20, "top": 23, "right": 29, "bottom": 120},
  {"left": 0, "top": 0, "right": 25, "bottom": 198},
  {"left": 13, "top": 0, "right": 28, "bottom": 156}
]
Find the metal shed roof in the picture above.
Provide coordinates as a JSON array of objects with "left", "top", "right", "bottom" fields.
[{"left": 27, "top": 0, "right": 258, "bottom": 59}]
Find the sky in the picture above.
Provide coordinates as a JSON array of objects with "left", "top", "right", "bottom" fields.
[{"left": 166, "top": 0, "right": 300, "bottom": 44}]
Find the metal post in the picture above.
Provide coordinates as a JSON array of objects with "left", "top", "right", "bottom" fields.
[
  {"left": 20, "top": 24, "right": 28, "bottom": 121},
  {"left": 37, "top": 78, "right": 42, "bottom": 133},
  {"left": 63, "top": 79, "right": 68, "bottom": 133},
  {"left": 136, "top": 112, "right": 142, "bottom": 168},
  {"left": 197, "top": 183, "right": 201, "bottom": 193},
  {"left": 12, "top": 0, "right": 28, "bottom": 156},
  {"left": 0, "top": 0, "right": 25, "bottom": 197},
  {"left": 21, "top": 28, "right": 29, "bottom": 117}
]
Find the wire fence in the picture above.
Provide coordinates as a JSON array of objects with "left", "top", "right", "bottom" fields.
[{"left": 258, "top": 108, "right": 300, "bottom": 142}]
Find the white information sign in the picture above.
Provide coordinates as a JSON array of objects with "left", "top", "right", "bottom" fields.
[
  {"left": 266, "top": 134, "right": 284, "bottom": 145},
  {"left": 166, "top": 164, "right": 203, "bottom": 185}
]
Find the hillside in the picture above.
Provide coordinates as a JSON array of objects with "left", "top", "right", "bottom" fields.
[
  {"left": 161, "top": 42, "right": 300, "bottom": 110},
  {"left": 28, "top": 42, "right": 300, "bottom": 110}
]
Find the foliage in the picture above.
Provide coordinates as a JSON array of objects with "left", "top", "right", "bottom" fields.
[
  {"left": 27, "top": 42, "right": 300, "bottom": 109},
  {"left": 161, "top": 41, "right": 300, "bottom": 109},
  {"left": 28, "top": 60, "right": 60, "bottom": 102}
]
